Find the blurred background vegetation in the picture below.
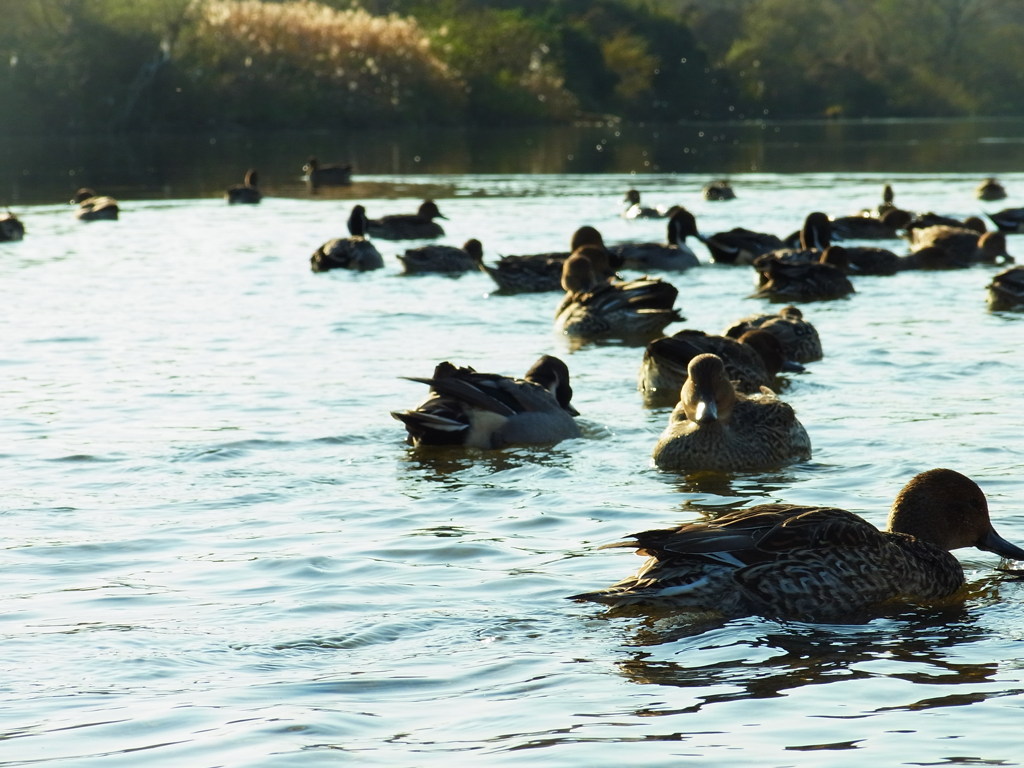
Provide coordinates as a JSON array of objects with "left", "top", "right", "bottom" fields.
[{"left": 2, "top": 0, "right": 1022, "bottom": 135}]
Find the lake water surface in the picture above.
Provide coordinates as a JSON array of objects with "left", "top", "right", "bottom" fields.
[{"left": 3, "top": 122, "right": 1024, "bottom": 766}]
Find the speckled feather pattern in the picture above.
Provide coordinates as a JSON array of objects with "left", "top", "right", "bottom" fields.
[
  {"left": 575, "top": 505, "right": 965, "bottom": 620},
  {"left": 652, "top": 389, "right": 811, "bottom": 472},
  {"left": 638, "top": 330, "right": 773, "bottom": 407},
  {"left": 555, "top": 277, "right": 682, "bottom": 340},
  {"left": 723, "top": 307, "right": 823, "bottom": 363}
]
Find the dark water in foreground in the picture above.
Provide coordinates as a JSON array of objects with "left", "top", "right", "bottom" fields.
[{"left": 2, "top": 121, "right": 1024, "bottom": 766}]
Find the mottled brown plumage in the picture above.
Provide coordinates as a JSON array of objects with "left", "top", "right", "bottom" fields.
[
  {"left": 398, "top": 239, "right": 483, "bottom": 275},
  {"left": 651, "top": 353, "right": 810, "bottom": 472},
  {"left": 723, "top": 305, "right": 823, "bottom": 363},
  {"left": 987, "top": 265, "right": 1024, "bottom": 311},
  {"left": 482, "top": 226, "right": 609, "bottom": 293},
  {"left": 572, "top": 468, "right": 1024, "bottom": 620},
  {"left": 638, "top": 329, "right": 802, "bottom": 407},
  {"left": 555, "top": 250, "right": 683, "bottom": 342}
]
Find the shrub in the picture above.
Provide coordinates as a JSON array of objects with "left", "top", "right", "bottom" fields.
[{"left": 175, "top": 0, "right": 467, "bottom": 128}]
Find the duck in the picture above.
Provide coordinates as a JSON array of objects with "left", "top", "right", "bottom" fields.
[
  {"left": 71, "top": 188, "right": 119, "bottom": 221},
  {"left": 622, "top": 189, "right": 669, "bottom": 219},
  {"left": 700, "top": 226, "right": 784, "bottom": 265},
  {"left": 723, "top": 305, "right": 823, "bottom": 363},
  {"left": 366, "top": 200, "right": 447, "bottom": 240},
  {"left": 752, "top": 246, "right": 855, "bottom": 302},
  {"left": 823, "top": 244, "right": 900, "bottom": 276},
  {"left": 987, "top": 265, "right": 1024, "bottom": 311},
  {"left": 303, "top": 157, "right": 352, "bottom": 189},
  {"left": 611, "top": 208, "right": 702, "bottom": 270},
  {"left": 638, "top": 328, "right": 803, "bottom": 408},
  {"left": 554, "top": 247, "right": 683, "bottom": 341},
  {"left": 650, "top": 353, "right": 810, "bottom": 473},
  {"left": 702, "top": 179, "right": 736, "bottom": 201},
  {"left": 896, "top": 245, "right": 967, "bottom": 271},
  {"left": 829, "top": 208, "right": 911, "bottom": 240},
  {"left": 481, "top": 225, "right": 613, "bottom": 294},
  {"left": 570, "top": 468, "right": 1024, "bottom": 620},
  {"left": 986, "top": 207, "right": 1024, "bottom": 233},
  {"left": 778, "top": 209, "right": 834, "bottom": 252},
  {"left": 225, "top": 169, "right": 262, "bottom": 204},
  {"left": 310, "top": 204, "right": 383, "bottom": 272},
  {"left": 391, "top": 355, "right": 581, "bottom": 449},
  {"left": 875, "top": 183, "right": 897, "bottom": 215},
  {"left": 398, "top": 239, "right": 484, "bottom": 275},
  {"left": 0, "top": 210, "right": 25, "bottom": 241},
  {"left": 976, "top": 177, "right": 1007, "bottom": 201},
  {"left": 910, "top": 225, "right": 1011, "bottom": 266},
  {"left": 905, "top": 212, "right": 985, "bottom": 238}
]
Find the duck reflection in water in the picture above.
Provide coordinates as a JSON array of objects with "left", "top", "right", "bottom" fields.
[{"left": 611, "top": 603, "right": 998, "bottom": 718}]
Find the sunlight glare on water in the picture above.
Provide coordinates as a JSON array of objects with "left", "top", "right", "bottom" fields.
[{"left": 2, "top": 162, "right": 1024, "bottom": 766}]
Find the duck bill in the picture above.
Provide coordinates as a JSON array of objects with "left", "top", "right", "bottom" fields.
[
  {"left": 979, "top": 527, "right": 1024, "bottom": 562},
  {"left": 693, "top": 398, "right": 718, "bottom": 424},
  {"left": 781, "top": 359, "right": 805, "bottom": 373}
]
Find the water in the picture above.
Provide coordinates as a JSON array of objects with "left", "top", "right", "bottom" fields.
[{"left": 3, "top": 124, "right": 1024, "bottom": 766}]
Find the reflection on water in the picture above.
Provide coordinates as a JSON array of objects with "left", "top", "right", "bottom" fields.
[
  {"left": 614, "top": 604, "right": 997, "bottom": 711},
  {"left": 5, "top": 118, "right": 1024, "bottom": 204}
]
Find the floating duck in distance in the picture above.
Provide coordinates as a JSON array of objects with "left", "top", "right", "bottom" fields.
[
  {"left": 398, "top": 239, "right": 484, "bottom": 275},
  {"left": 303, "top": 157, "right": 353, "bottom": 190},
  {"left": 622, "top": 189, "right": 670, "bottom": 219},
  {"left": 309, "top": 204, "right": 383, "bottom": 272},
  {"left": 0, "top": 210, "right": 25, "bottom": 241},
  {"left": 702, "top": 179, "right": 736, "bottom": 201},
  {"left": 976, "top": 177, "right": 1007, "bottom": 201},
  {"left": 71, "top": 188, "right": 119, "bottom": 221},
  {"left": 225, "top": 169, "right": 262, "bottom": 204},
  {"left": 611, "top": 208, "right": 701, "bottom": 271},
  {"left": 366, "top": 200, "right": 447, "bottom": 240}
]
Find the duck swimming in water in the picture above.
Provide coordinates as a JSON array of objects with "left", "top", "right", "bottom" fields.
[
  {"left": 366, "top": 200, "right": 448, "bottom": 240},
  {"left": 611, "top": 208, "right": 702, "bottom": 271},
  {"left": 622, "top": 189, "right": 670, "bottom": 219},
  {"left": 391, "top": 355, "right": 581, "bottom": 449},
  {"left": 723, "top": 305, "right": 823, "bottom": 364},
  {"left": 650, "top": 353, "right": 810, "bottom": 472},
  {"left": 554, "top": 246, "right": 683, "bottom": 341},
  {"left": 976, "top": 177, "right": 1007, "bottom": 201},
  {"left": 987, "top": 265, "right": 1024, "bottom": 311},
  {"left": 309, "top": 204, "right": 383, "bottom": 272},
  {"left": 225, "top": 169, "right": 262, "bottom": 204},
  {"left": 303, "top": 157, "right": 352, "bottom": 189},
  {"left": 702, "top": 179, "right": 736, "bottom": 201},
  {"left": 638, "top": 329, "right": 802, "bottom": 408},
  {"left": 398, "top": 239, "right": 484, "bottom": 275},
  {"left": 71, "top": 188, "right": 119, "bottom": 221},
  {"left": 571, "top": 468, "right": 1024, "bottom": 621},
  {"left": 0, "top": 210, "right": 25, "bottom": 241},
  {"left": 481, "top": 225, "right": 613, "bottom": 294}
]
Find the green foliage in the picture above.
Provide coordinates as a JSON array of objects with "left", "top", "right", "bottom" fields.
[{"left": 2, "top": 0, "right": 1024, "bottom": 134}]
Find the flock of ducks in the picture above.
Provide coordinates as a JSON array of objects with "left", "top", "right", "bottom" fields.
[
  {"left": 376, "top": 178, "right": 1022, "bottom": 621},
  {"left": 5, "top": 167, "right": 1024, "bottom": 622}
]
